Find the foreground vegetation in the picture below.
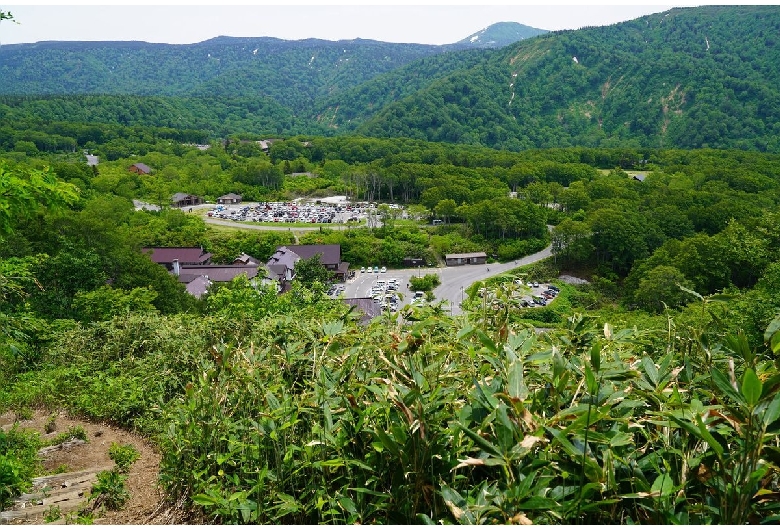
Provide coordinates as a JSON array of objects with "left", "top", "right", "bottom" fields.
[{"left": 3, "top": 292, "right": 779, "bottom": 523}]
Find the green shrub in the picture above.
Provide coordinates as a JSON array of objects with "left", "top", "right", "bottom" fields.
[
  {"left": 409, "top": 273, "right": 440, "bottom": 292},
  {"left": 89, "top": 470, "right": 129, "bottom": 510},
  {"left": 108, "top": 442, "right": 140, "bottom": 473},
  {"left": 44, "top": 413, "right": 57, "bottom": 434},
  {"left": 0, "top": 426, "right": 41, "bottom": 510},
  {"left": 13, "top": 407, "right": 32, "bottom": 421},
  {"left": 50, "top": 425, "right": 87, "bottom": 446},
  {"left": 43, "top": 505, "right": 62, "bottom": 523}
]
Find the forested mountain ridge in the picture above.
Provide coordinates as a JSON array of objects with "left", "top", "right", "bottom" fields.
[
  {"left": 1, "top": 6, "right": 779, "bottom": 151},
  {"left": 0, "top": 37, "right": 443, "bottom": 104},
  {"left": 353, "top": 5, "right": 780, "bottom": 151},
  {"left": 0, "top": 22, "right": 546, "bottom": 104}
]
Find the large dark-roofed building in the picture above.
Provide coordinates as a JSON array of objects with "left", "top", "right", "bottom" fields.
[
  {"left": 142, "top": 247, "right": 212, "bottom": 270},
  {"left": 286, "top": 244, "right": 342, "bottom": 271},
  {"left": 171, "top": 193, "right": 204, "bottom": 208},
  {"left": 177, "top": 264, "right": 259, "bottom": 283}
]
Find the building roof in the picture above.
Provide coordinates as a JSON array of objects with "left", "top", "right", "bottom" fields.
[
  {"left": 445, "top": 252, "right": 488, "bottom": 260},
  {"left": 178, "top": 264, "right": 259, "bottom": 282},
  {"left": 218, "top": 193, "right": 243, "bottom": 200},
  {"left": 171, "top": 192, "right": 200, "bottom": 203},
  {"left": 183, "top": 275, "right": 211, "bottom": 298},
  {"left": 343, "top": 297, "right": 382, "bottom": 323},
  {"left": 129, "top": 163, "right": 152, "bottom": 173},
  {"left": 142, "top": 247, "right": 211, "bottom": 265},
  {"left": 286, "top": 244, "right": 341, "bottom": 266},
  {"left": 233, "top": 253, "right": 261, "bottom": 266},
  {"left": 85, "top": 154, "right": 99, "bottom": 166},
  {"left": 265, "top": 263, "right": 289, "bottom": 282},
  {"left": 266, "top": 246, "right": 301, "bottom": 271}
]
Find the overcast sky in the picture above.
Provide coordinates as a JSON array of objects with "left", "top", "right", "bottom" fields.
[{"left": 1, "top": 2, "right": 704, "bottom": 46}]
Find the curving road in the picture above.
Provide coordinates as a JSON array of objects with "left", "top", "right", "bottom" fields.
[
  {"left": 433, "top": 245, "right": 553, "bottom": 316},
  {"left": 341, "top": 244, "right": 553, "bottom": 317}
]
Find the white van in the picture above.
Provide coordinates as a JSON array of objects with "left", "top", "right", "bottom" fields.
[{"left": 432, "top": 219, "right": 443, "bottom": 226}]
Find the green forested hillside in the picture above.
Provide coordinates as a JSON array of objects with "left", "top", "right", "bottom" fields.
[
  {"left": 1, "top": 6, "right": 778, "bottom": 151},
  {"left": 0, "top": 37, "right": 443, "bottom": 110},
  {"left": 355, "top": 6, "right": 780, "bottom": 150}
]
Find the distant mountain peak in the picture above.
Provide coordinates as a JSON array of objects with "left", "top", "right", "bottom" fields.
[{"left": 453, "top": 21, "right": 548, "bottom": 49}]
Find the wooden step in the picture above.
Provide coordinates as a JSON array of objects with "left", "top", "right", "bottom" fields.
[{"left": 0, "top": 466, "right": 112, "bottom": 523}]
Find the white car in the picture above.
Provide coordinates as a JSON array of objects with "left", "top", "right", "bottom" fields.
[{"left": 380, "top": 266, "right": 387, "bottom": 273}]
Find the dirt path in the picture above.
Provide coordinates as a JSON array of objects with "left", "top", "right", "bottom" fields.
[{"left": 0, "top": 410, "right": 170, "bottom": 525}]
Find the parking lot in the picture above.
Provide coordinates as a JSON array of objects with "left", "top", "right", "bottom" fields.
[
  {"left": 477, "top": 280, "right": 561, "bottom": 308},
  {"left": 206, "top": 200, "right": 371, "bottom": 224},
  {"left": 338, "top": 266, "right": 441, "bottom": 307},
  {"left": 332, "top": 261, "right": 562, "bottom": 316}
]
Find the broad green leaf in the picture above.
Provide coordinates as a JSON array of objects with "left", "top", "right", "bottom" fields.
[
  {"left": 710, "top": 367, "right": 744, "bottom": 406},
  {"left": 590, "top": 341, "right": 601, "bottom": 372},
  {"left": 641, "top": 357, "right": 659, "bottom": 387},
  {"left": 473, "top": 378, "right": 499, "bottom": 410},
  {"left": 456, "top": 324, "right": 476, "bottom": 340},
  {"left": 608, "top": 431, "right": 634, "bottom": 448},
  {"left": 708, "top": 293, "right": 736, "bottom": 302},
  {"left": 584, "top": 363, "right": 599, "bottom": 396},
  {"left": 763, "top": 315, "right": 780, "bottom": 345},
  {"left": 192, "top": 493, "right": 220, "bottom": 506},
  {"left": 771, "top": 331, "right": 780, "bottom": 356},
  {"left": 651, "top": 473, "right": 676, "bottom": 496},
  {"left": 678, "top": 285, "right": 704, "bottom": 301},
  {"left": 517, "top": 497, "right": 559, "bottom": 510},
  {"left": 458, "top": 423, "right": 504, "bottom": 459},
  {"left": 322, "top": 320, "right": 344, "bottom": 337},
  {"left": 741, "top": 368, "right": 762, "bottom": 408},
  {"left": 758, "top": 392, "right": 780, "bottom": 428},
  {"left": 507, "top": 360, "right": 526, "bottom": 400},
  {"left": 668, "top": 413, "right": 722, "bottom": 460},
  {"left": 694, "top": 414, "right": 724, "bottom": 459},
  {"left": 338, "top": 496, "right": 357, "bottom": 515},
  {"left": 439, "top": 484, "right": 476, "bottom": 524},
  {"left": 475, "top": 328, "right": 498, "bottom": 354},
  {"left": 372, "top": 428, "right": 402, "bottom": 460}
]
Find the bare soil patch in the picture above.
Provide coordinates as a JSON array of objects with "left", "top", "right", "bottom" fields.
[{"left": 0, "top": 410, "right": 170, "bottom": 524}]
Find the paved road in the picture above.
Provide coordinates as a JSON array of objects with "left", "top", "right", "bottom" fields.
[
  {"left": 434, "top": 245, "right": 553, "bottom": 316},
  {"left": 341, "top": 244, "right": 553, "bottom": 316}
]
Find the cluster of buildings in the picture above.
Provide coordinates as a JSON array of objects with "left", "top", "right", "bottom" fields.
[
  {"left": 142, "top": 243, "right": 385, "bottom": 320},
  {"left": 142, "top": 244, "right": 348, "bottom": 298}
]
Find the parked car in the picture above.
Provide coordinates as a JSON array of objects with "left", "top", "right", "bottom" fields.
[
  {"left": 373, "top": 266, "right": 379, "bottom": 273},
  {"left": 360, "top": 267, "right": 365, "bottom": 273},
  {"left": 380, "top": 266, "right": 387, "bottom": 273}
]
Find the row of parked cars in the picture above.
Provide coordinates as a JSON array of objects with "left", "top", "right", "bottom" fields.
[
  {"left": 477, "top": 280, "right": 561, "bottom": 309},
  {"left": 369, "top": 278, "right": 401, "bottom": 311},
  {"left": 326, "top": 284, "right": 345, "bottom": 297},
  {"left": 361, "top": 266, "right": 387, "bottom": 274},
  {"left": 526, "top": 284, "right": 560, "bottom": 307},
  {"left": 206, "top": 201, "right": 373, "bottom": 224}
]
